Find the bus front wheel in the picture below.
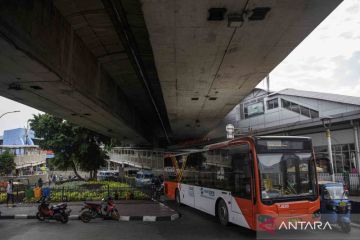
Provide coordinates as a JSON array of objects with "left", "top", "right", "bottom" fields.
[{"left": 217, "top": 199, "right": 229, "bottom": 226}]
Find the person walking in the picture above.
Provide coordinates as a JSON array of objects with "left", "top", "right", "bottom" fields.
[{"left": 6, "top": 179, "right": 14, "bottom": 207}]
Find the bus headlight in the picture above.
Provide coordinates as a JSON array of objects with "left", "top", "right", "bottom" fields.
[{"left": 258, "top": 214, "right": 273, "bottom": 223}]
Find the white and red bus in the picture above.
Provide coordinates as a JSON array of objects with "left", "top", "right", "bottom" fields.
[{"left": 164, "top": 136, "right": 319, "bottom": 230}]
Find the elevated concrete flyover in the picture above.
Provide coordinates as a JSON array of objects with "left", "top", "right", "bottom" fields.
[
  {"left": 0, "top": 0, "right": 171, "bottom": 145},
  {"left": 0, "top": 0, "right": 342, "bottom": 145},
  {"left": 143, "top": 0, "right": 342, "bottom": 141}
]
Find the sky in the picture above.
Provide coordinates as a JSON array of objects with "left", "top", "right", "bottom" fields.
[
  {"left": 0, "top": 96, "right": 42, "bottom": 135},
  {"left": 257, "top": 0, "right": 360, "bottom": 96},
  {"left": 1, "top": 0, "right": 360, "bottom": 134}
]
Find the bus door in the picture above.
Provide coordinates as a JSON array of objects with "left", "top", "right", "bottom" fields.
[
  {"left": 180, "top": 184, "right": 195, "bottom": 207},
  {"left": 194, "top": 186, "right": 217, "bottom": 214},
  {"left": 180, "top": 155, "right": 196, "bottom": 207},
  {"left": 229, "top": 143, "right": 254, "bottom": 228},
  {"left": 194, "top": 150, "right": 217, "bottom": 214}
]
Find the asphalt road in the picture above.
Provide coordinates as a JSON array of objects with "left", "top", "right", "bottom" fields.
[{"left": 1, "top": 201, "right": 359, "bottom": 240}]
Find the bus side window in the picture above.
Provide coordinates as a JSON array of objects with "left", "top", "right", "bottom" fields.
[
  {"left": 230, "top": 144, "right": 252, "bottom": 199},
  {"left": 182, "top": 153, "right": 201, "bottom": 185}
]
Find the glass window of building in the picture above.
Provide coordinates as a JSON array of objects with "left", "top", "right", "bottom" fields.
[
  {"left": 267, "top": 98, "right": 278, "bottom": 110},
  {"left": 300, "top": 106, "right": 310, "bottom": 117},
  {"left": 309, "top": 109, "right": 319, "bottom": 118},
  {"left": 281, "top": 99, "right": 319, "bottom": 119},
  {"left": 290, "top": 102, "right": 300, "bottom": 113},
  {"left": 282, "top": 99, "right": 290, "bottom": 108},
  {"left": 244, "top": 101, "right": 264, "bottom": 119}
]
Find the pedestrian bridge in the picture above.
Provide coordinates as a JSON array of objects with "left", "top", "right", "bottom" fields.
[
  {"left": 0, "top": 145, "right": 47, "bottom": 171},
  {"left": 108, "top": 147, "right": 166, "bottom": 170}
]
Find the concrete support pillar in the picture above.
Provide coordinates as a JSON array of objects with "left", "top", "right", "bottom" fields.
[
  {"left": 326, "top": 129, "right": 335, "bottom": 182},
  {"left": 354, "top": 122, "right": 360, "bottom": 172}
]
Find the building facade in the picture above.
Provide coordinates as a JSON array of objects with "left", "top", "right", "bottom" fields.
[
  {"left": 1, "top": 128, "right": 47, "bottom": 175},
  {"left": 208, "top": 88, "right": 360, "bottom": 174},
  {"left": 3, "top": 128, "right": 35, "bottom": 145}
]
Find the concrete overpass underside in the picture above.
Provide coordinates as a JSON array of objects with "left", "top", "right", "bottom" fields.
[{"left": 0, "top": 0, "right": 342, "bottom": 146}]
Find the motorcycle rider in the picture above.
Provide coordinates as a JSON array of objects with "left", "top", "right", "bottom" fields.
[{"left": 151, "top": 175, "right": 164, "bottom": 199}]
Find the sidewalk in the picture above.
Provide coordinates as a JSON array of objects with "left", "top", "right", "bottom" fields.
[
  {"left": 0, "top": 200, "right": 179, "bottom": 222},
  {"left": 350, "top": 196, "right": 360, "bottom": 202}
]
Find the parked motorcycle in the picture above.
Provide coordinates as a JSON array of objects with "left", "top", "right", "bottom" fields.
[
  {"left": 151, "top": 176, "right": 164, "bottom": 200},
  {"left": 319, "top": 181, "right": 352, "bottom": 233},
  {"left": 79, "top": 196, "right": 120, "bottom": 223},
  {"left": 36, "top": 196, "right": 71, "bottom": 223}
]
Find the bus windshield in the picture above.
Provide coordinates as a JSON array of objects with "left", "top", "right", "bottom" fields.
[{"left": 257, "top": 152, "right": 317, "bottom": 202}]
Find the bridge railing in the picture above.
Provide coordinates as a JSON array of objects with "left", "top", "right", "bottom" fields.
[{"left": 108, "top": 148, "right": 166, "bottom": 170}]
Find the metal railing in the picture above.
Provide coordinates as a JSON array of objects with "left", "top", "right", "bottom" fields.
[
  {"left": 318, "top": 173, "right": 360, "bottom": 194},
  {"left": 0, "top": 182, "right": 152, "bottom": 203},
  {"left": 108, "top": 148, "right": 165, "bottom": 169}
]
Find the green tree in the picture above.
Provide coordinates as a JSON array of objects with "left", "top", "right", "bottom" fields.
[
  {"left": 29, "top": 114, "right": 110, "bottom": 179},
  {"left": 0, "top": 150, "right": 16, "bottom": 176}
]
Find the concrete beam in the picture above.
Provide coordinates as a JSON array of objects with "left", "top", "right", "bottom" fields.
[
  {"left": 141, "top": 0, "right": 343, "bottom": 141},
  {"left": 0, "top": 0, "right": 154, "bottom": 143}
]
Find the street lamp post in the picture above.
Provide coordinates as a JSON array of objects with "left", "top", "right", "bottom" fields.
[
  {"left": 0, "top": 111, "right": 21, "bottom": 136},
  {"left": 353, "top": 121, "right": 360, "bottom": 173},
  {"left": 0, "top": 110, "right": 20, "bottom": 119},
  {"left": 322, "top": 117, "right": 335, "bottom": 182},
  {"left": 25, "top": 119, "right": 31, "bottom": 145}
]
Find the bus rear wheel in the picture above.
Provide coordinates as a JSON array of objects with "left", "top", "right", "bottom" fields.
[{"left": 217, "top": 199, "right": 229, "bottom": 226}]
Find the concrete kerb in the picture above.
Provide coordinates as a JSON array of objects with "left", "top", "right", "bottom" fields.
[
  {"left": 351, "top": 222, "right": 360, "bottom": 229},
  {"left": 0, "top": 213, "right": 180, "bottom": 222},
  {"left": 0, "top": 199, "right": 180, "bottom": 222}
]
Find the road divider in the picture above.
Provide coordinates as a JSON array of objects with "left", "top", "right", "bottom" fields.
[{"left": 0, "top": 213, "right": 180, "bottom": 222}]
